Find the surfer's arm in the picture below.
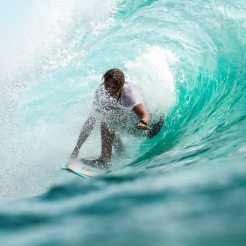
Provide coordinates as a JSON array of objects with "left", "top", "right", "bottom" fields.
[
  {"left": 133, "top": 103, "right": 151, "bottom": 130},
  {"left": 70, "top": 116, "right": 96, "bottom": 159}
]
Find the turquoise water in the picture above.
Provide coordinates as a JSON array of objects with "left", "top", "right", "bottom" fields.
[{"left": 0, "top": 0, "right": 246, "bottom": 245}]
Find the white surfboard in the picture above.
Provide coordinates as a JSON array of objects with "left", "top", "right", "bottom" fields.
[{"left": 63, "top": 160, "right": 107, "bottom": 178}]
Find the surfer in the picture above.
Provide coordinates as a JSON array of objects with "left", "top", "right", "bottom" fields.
[{"left": 70, "top": 68, "right": 163, "bottom": 169}]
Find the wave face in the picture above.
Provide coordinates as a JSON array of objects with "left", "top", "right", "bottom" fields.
[{"left": 0, "top": 0, "right": 245, "bottom": 245}]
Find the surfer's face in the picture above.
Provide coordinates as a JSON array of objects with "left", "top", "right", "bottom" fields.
[{"left": 104, "top": 79, "right": 121, "bottom": 98}]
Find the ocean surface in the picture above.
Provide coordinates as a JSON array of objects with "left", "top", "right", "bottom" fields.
[{"left": 0, "top": 0, "right": 245, "bottom": 245}]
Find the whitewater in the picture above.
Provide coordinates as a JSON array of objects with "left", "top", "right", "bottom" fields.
[{"left": 0, "top": 0, "right": 245, "bottom": 245}]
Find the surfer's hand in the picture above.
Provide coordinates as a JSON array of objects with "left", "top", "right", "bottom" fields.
[{"left": 136, "top": 120, "right": 151, "bottom": 130}]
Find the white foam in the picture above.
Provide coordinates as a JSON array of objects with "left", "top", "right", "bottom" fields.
[
  {"left": 0, "top": 0, "right": 118, "bottom": 199},
  {"left": 0, "top": 0, "right": 117, "bottom": 82},
  {"left": 125, "top": 46, "right": 177, "bottom": 116}
]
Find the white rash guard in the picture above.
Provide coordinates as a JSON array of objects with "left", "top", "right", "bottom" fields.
[{"left": 90, "top": 82, "right": 143, "bottom": 131}]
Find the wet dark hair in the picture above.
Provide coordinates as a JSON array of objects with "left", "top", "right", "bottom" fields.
[{"left": 102, "top": 68, "right": 125, "bottom": 89}]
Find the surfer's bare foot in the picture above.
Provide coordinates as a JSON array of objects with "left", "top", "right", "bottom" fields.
[{"left": 85, "top": 158, "right": 111, "bottom": 170}]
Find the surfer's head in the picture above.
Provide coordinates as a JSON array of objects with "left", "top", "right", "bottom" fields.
[{"left": 102, "top": 68, "right": 125, "bottom": 98}]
